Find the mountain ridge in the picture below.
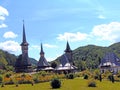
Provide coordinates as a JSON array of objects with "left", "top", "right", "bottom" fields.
[
  {"left": 54, "top": 42, "right": 120, "bottom": 70},
  {"left": 1, "top": 42, "right": 120, "bottom": 70}
]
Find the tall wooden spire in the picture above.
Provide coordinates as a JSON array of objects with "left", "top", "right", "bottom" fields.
[
  {"left": 23, "top": 20, "right": 26, "bottom": 43},
  {"left": 21, "top": 20, "right": 28, "bottom": 46},
  {"left": 15, "top": 21, "right": 32, "bottom": 73},
  {"left": 64, "top": 41, "right": 72, "bottom": 52},
  {"left": 40, "top": 43, "right": 44, "bottom": 55}
]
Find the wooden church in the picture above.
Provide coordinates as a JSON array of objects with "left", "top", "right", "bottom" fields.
[
  {"left": 14, "top": 22, "right": 77, "bottom": 73},
  {"left": 37, "top": 43, "right": 53, "bottom": 71},
  {"left": 99, "top": 52, "right": 120, "bottom": 74},
  {"left": 15, "top": 21, "right": 32, "bottom": 72},
  {"left": 56, "top": 41, "right": 77, "bottom": 74}
]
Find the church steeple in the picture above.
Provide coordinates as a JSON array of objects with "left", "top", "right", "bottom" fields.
[
  {"left": 21, "top": 20, "right": 28, "bottom": 46},
  {"left": 64, "top": 41, "right": 72, "bottom": 52},
  {"left": 23, "top": 20, "right": 26, "bottom": 43},
  {"left": 37, "top": 43, "right": 50, "bottom": 71},
  {"left": 40, "top": 43, "right": 44, "bottom": 55},
  {"left": 15, "top": 21, "right": 32, "bottom": 73}
]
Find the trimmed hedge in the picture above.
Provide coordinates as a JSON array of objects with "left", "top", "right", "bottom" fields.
[
  {"left": 66, "top": 73, "right": 74, "bottom": 79},
  {"left": 88, "top": 79, "right": 96, "bottom": 87},
  {"left": 51, "top": 78, "right": 61, "bottom": 89}
]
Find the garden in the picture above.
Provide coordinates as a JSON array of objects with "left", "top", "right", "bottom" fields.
[{"left": 0, "top": 70, "right": 120, "bottom": 90}]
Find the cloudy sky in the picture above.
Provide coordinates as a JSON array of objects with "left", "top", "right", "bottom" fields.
[{"left": 0, "top": 0, "right": 120, "bottom": 61}]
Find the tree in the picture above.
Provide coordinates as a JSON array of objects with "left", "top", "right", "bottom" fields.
[{"left": 51, "top": 62, "right": 57, "bottom": 69}]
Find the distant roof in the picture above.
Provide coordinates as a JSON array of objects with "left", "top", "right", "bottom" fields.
[
  {"left": 37, "top": 56, "right": 50, "bottom": 67},
  {"left": 100, "top": 52, "right": 120, "bottom": 66},
  {"left": 56, "top": 63, "right": 77, "bottom": 70},
  {"left": 39, "top": 67, "right": 54, "bottom": 71},
  {"left": 60, "top": 54, "right": 70, "bottom": 67}
]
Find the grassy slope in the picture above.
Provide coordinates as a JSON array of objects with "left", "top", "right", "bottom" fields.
[{"left": 1, "top": 78, "right": 120, "bottom": 90}]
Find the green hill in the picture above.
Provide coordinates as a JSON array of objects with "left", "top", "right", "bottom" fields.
[
  {"left": 55, "top": 42, "right": 120, "bottom": 71},
  {"left": 0, "top": 50, "right": 16, "bottom": 68},
  {"left": 0, "top": 49, "right": 38, "bottom": 69},
  {"left": 1, "top": 42, "right": 120, "bottom": 71}
]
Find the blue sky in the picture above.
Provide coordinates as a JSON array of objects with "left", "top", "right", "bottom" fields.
[{"left": 1, "top": 0, "right": 120, "bottom": 61}]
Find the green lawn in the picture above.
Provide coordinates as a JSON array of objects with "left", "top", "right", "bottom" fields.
[{"left": 1, "top": 78, "right": 120, "bottom": 90}]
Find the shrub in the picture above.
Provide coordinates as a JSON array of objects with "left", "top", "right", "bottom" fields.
[
  {"left": 0, "top": 70, "right": 6, "bottom": 74},
  {"left": 33, "top": 77, "right": 40, "bottom": 83},
  {"left": 111, "top": 75, "right": 114, "bottom": 83},
  {"left": 74, "top": 72, "right": 80, "bottom": 77},
  {"left": 102, "top": 70, "right": 112, "bottom": 79},
  {"left": 88, "top": 79, "right": 96, "bottom": 87},
  {"left": 114, "top": 75, "right": 120, "bottom": 82},
  {"left": 66, "top": 73, "right": 74, "bottom": 79},
  {"left": 51, "top": 78, "right": 61, "bottom": 89},
  {"left": 84, "top": 74, "right": 88, "bottom": 79},
  {"left": 108, "top": 74, "right": 114, "bottom": 83},
  {"left": 94, "top": 75, "right": 99, "bottom": 80},
  {"left": 5, "top": 79, "right": 14, "bottom": 85},
  {"left": 1, "top": 82, "right": 4, "bottom": 87},
  {"left": 5, "top": 73, "right": 11, "bottom": 78},
  {"left": 38, "top": 71, "right": 47, "bottom": 77},
  {"left": 21, "top": 73, "right": 26, "bottom": 78}
]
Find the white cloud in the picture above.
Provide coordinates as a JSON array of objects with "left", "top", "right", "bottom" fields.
[
  {"left": 0, "top": 40, "right": 21, "bottom": 53},
  {"left": 43, "top": 44, "right": 58, "bottom": 48},
  {"left": 0, "top": 23, "right": 7, "bottom": 28},
  {"left": 0, "top": 6, "right": 9, "bottom": 16},
  {"left": 91, "top": 22, "right": 120, "bottom": 42},
  {"left": 3, "top": 31, "right": 18, "bottom": 39},
  {"left": 0, "top": 16, "right": 5, "bottom": 20},
  {"left": 0, "top": 6, "right": 9, "bottom": 28},
  {"left": 57, "top": 22, "right": 120, "bottom": 43},
  {"left": 98, "top": 15, "right": 105, "bottom": 19},
  {"left": 57, "top": 32, "right": 88, "bottom": 42}
]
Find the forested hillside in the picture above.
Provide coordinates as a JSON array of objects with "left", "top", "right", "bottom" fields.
[
  {"left": 1, "top": 42, "right": 120, "bottom": 71},
  {"left": 0, "top": 49, "right": 38, "bottom": 69},
  {"left": 0, "top": 50, "right": 16, "bottom": 68},
  {"left": 55, "top": 42, "right": 120, "bottom": 71}
]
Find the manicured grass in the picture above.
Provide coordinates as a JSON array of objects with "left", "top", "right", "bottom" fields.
[{"left": 1, "top": 78, "right": 120, "bottom": 90}]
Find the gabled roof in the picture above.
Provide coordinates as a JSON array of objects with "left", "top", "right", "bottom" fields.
[
  {"left": 100, "top": 52, "right": 120, "bottom": 66},
  {"left": 60, "top": 54, "right": 70, "bottom": 67},
  {"left": 37, "top": 56, "right": 50, "bottom": 67}
]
